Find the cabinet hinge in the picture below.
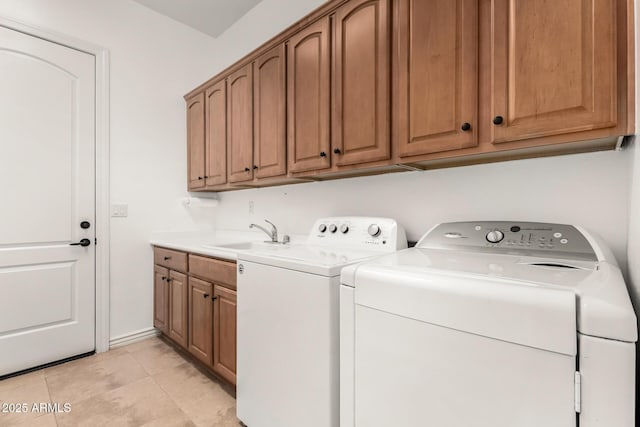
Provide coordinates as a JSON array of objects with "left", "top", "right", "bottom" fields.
[
  {"left": 95, "top": 237, "right": 98, "bottom": 246},
  {"left": 574, "top": 371, "right": 581, "bottom": 413}
]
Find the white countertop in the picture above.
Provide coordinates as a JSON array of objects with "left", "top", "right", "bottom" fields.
[{"left": 149, "top": 229, "right": 306, "bottom": 261}]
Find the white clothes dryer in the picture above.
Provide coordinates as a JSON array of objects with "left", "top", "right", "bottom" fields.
[{"left": 340, "top": 221, "right": 637, "bottom": 427}]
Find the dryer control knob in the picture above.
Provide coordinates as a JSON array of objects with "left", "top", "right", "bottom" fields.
[
  {"left": 329, "top": 224, "right": 338, "bottom": 233},
  {"left": 318, "top": 224, "right": 327, "bottom": 233},
  {"left": 486, "top": 230, "right": 505, "bottom": 243},
  {"left": 340, "top": 224, "right": 349, "bottom": 234},
  {"left": 368, "top": 224, "right": 381, "bottom": 237}
]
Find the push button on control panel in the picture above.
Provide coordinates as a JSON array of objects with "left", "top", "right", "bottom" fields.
[{"left": 485, "top": 230, "right": 504, "bottom": 243}]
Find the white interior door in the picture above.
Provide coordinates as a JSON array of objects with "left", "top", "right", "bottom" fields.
[{"left": 0, "top": 26, "right": 96, "bottom": 376}]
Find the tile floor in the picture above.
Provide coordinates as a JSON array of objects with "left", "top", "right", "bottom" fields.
[{"left": 0, "top": 336, "right": 240, "bottom": 427}]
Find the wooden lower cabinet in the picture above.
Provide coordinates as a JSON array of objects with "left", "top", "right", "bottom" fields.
[
  {"left": 188, "top": 277, "right": 213, "bottom": 365},
  {"left": 153, "top": 265, "right": 169, "bottom": 334},
  {"left": 153, "top": 247, "right": 237, "bottom": 386},
  {"left": 168, "top": 270, "right": 188, "bottom": 348},
  {"left": 213, "top": 285, "right": 237, "bottom": 384}
]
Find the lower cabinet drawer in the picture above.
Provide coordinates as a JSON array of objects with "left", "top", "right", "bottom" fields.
[
  {"left": 154, "top": 247, "right": 188, "bottom": 272},
  {"left": 189, "top": 254, "right": 237, "bottom": 289}
]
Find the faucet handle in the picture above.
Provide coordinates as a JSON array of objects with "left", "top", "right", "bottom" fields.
[{"left": 282, "top": 235, "right": 290, "bottom": 244}]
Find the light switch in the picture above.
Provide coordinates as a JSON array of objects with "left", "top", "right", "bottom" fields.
[{"left": 111, "top": 204, "right": 128, "bottom": 217}]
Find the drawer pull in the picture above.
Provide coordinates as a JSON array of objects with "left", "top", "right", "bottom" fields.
[{"left": 164, "top": 256, "right": 171, "bottom": 261}]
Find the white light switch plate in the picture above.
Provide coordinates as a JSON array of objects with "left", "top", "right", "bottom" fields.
[{"left": 111, "top": 204, "right": 128, "bottom": 217}]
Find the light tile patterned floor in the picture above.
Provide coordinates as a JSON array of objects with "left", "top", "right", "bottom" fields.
[{"left": 0, "top": 337, "right": 240, "bottom": 426}]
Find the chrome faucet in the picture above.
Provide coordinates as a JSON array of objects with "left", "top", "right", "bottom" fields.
[{"left": 250, "top": 219, "right": 278, "bottom": 243}]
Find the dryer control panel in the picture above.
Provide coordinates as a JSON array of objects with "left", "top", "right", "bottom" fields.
[{"left": 418, "top": 221, "right": 597, "bottom": 261}]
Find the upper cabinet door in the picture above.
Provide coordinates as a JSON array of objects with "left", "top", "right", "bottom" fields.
[
  {"left": 491, "top": 0, "right": 617, "bottom": 144},
  {"left": 333, "top": 0, "right": 391, "bottom": 166},
  {"left": 227, "top": 63, "right": 254, "bottom": 183},
  {"left": 253, "top": 45, "right": 287, "bottom": 179},
  {"left": 287, "top": 18, "right": 331, "bottom": 173},
  {"left": 205, "top": 80, "right": 227, "bottom": 187},
  {"left": 186, "top": 93, "right": 205, "bottom": 190},
  {"left": 395, "top": 0, "right": 478, "bottom": 158}
]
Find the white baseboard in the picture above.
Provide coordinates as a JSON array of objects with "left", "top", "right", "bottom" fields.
[{"left": 109, "top": 327, "right": 160, "bottom": 349}]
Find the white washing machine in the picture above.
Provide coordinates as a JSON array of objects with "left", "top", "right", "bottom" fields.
[
  {"left": 236, "top": 217, "right": 407, "bottom": 427},
  {"left": 340, "top": 221, "right": 637, "bottom": 427}
]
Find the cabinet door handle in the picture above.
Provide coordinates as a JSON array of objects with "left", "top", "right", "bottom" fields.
[
  {"left": 164, "top": 256, "right": 171, "bottom": 261},
  {"left": 244, "top": 167, "right": 251, "bottom": 172},
  {"left": 204, "top": 176, "right": 209, "bottom": 179},
  {"left": 333, "top": 148, "right": 341, "bottom": 154},
  {"left": 253, "top": 165, "right": 258, "bottom": 169},
  {"left": 198, "top": 176, "right": 203, "bottom": 180},
  {"left": 203, "top": 293, "right": 210, "bottom": 299},
  {"left": 211, "top": 296, "right": 218, "bottom": 301},
  {"left": 320, "top": 151, "right": 327, "bottom": 157},
  {"left": 493, "top": 116, "right": 504, "bottom": 125},
  {"left": 461, "top": 122, "right": 471, "bottom": 131},
  {"left": 161, "top": 276, "right": 166, "bottom": 281}
]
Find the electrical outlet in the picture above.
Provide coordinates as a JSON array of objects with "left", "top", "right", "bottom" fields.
[
  {"left": 111, "top": 204, "right": 128, "bottom": 217},
  {"left": 249, "top": 201, "right": 254, "bottom": 214}
]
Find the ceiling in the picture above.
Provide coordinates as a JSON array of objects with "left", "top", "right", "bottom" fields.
[{"left": 133, "top": 0, "right": 263, "bottom": 38}]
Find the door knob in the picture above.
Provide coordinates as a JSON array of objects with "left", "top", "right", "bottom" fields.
[
  {"left": 493, "top": 116, "right": 504, "bottom": 125},
  {"left": 80, "top": 221, "right": 91, "bottom": 229},
  {"left": 461, "top": 122, "right": 471, "bottom": 131},
  {"left": 333, "top": 148, "right": 341, "bottom": 154},
  {"left": 70, "top": 238, "right": 91, "bottom": 247},
  {"left": 320, "top": 152, "right": 327, "bottom": 157}
]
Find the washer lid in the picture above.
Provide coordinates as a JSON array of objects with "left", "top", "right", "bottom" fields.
[
  {"left": 238, "top": 244, "right": 381, "bottom": 276},
  {"left": 351, "top": 248, "right": 637, "bottom": 344}
]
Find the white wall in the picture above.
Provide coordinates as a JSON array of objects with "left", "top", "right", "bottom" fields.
[
  {"left": 0, "top": 0, "right": 219, "bottom": 340},
  {"left": 218, "top": 151, "right": 632, "bottom": 272},
  {"left": 625, "top": 1, "right": 640, "bottom": 410}
]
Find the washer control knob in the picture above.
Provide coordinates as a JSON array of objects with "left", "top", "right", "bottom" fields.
[
  {"left": 318, "top": 224, "right": 327, "bottom": 233},
  {"left": 486, "top": 230, "right": 505, "bottom": 243},
  {"left": 368, "top": 224, "right": 381, "bottom": 237},
  {"left": 340, "top": 224, "right": 349, "bottom": 234},
  {"left": 329, "top": 224, "right": 338, "bottom": 233}
]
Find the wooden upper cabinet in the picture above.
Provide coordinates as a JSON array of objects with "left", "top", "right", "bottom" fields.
[
  {"left": 395, "top": 0, "right": 478, "bottom": 158},
  {"left": 253, "top": 45, "right": 287, "bottom": 179},
  {"left": 227, "top": 63, "right": 254, "bottom": 183},
  {"left": 287, "top": 18, "right": 331, "bottom": 173},
  {"left": 490, "top": 0, "right": 617, "bottom": 144},
  {"left": 188, "top": 277, "right": 213, "bottom": 365},
  {"left": 205, "top": 80, "right": 227, "bottom": 187},
  {"left": 186, "top": 93, "right": 206, "bottom": 190},
  {"left": 333, "top": 0, "right": 391, "bottom": 166}
]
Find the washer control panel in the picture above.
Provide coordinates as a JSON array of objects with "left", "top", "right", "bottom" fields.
[
  {"left": 309, "top": 217, "right": 408, "bottom": 251},
  {"left": 418, "top": 221, "right": 597, "bottom": 261}
]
